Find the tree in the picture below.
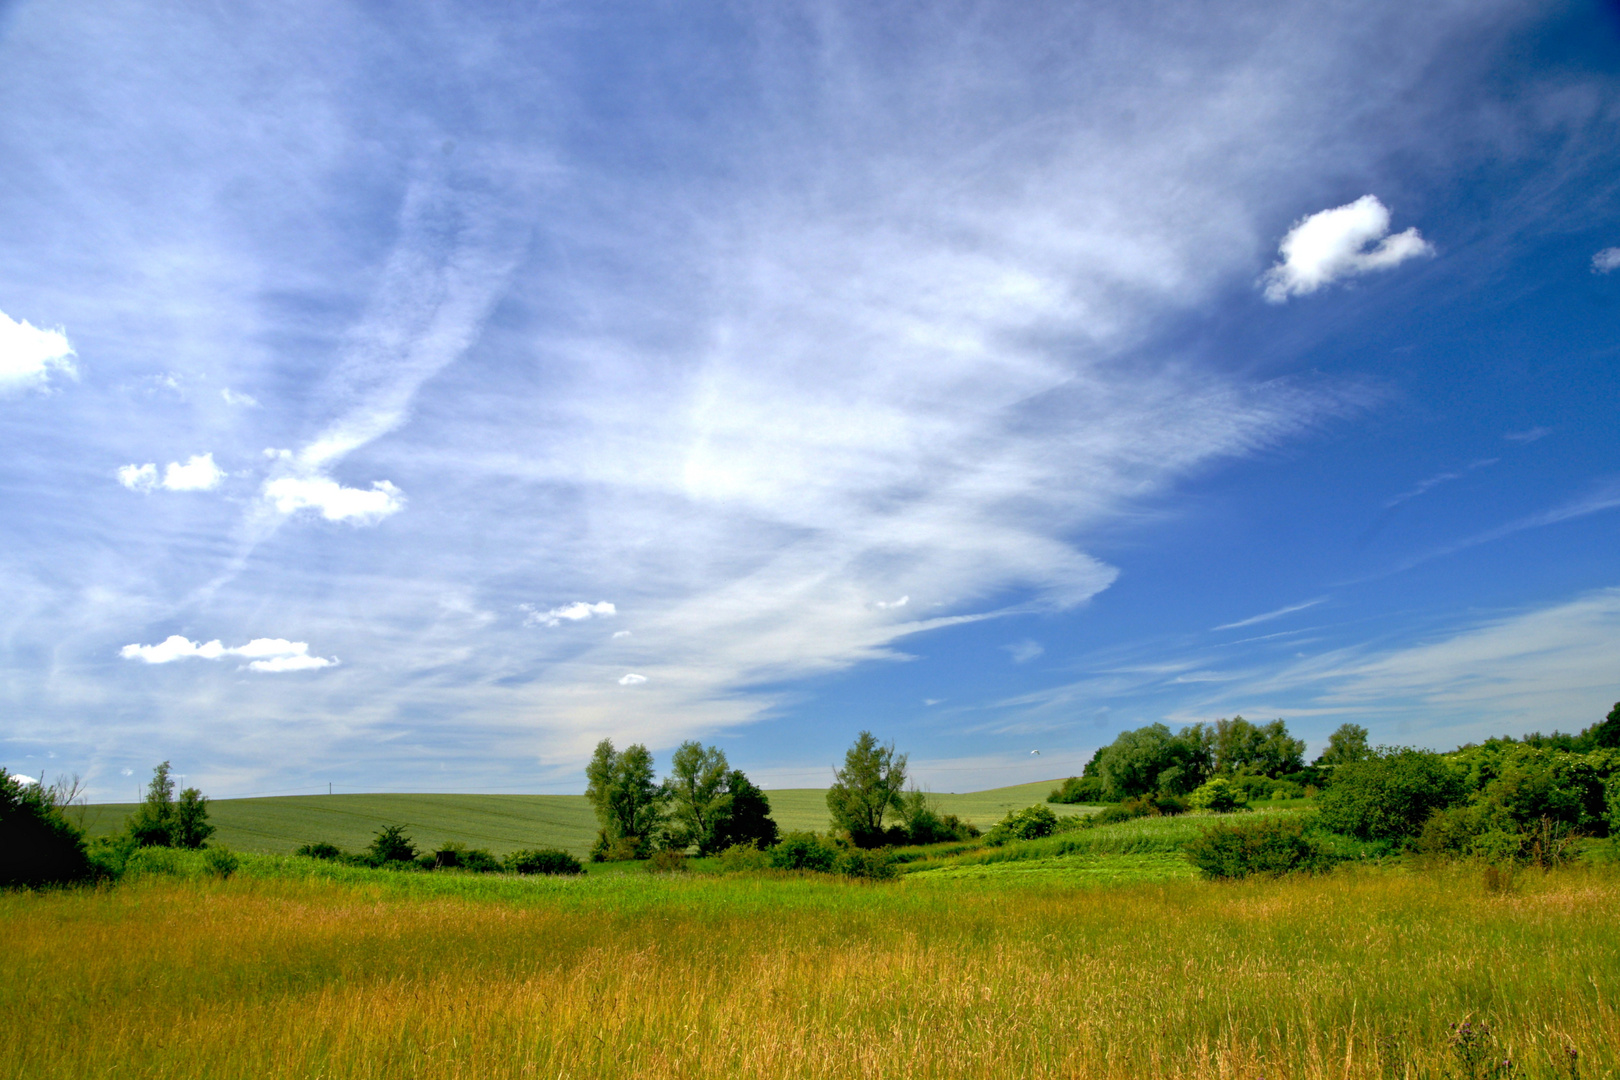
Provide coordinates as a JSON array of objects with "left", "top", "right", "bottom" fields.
[
  {"left": 1314, "top": 723, "right": 1371, "bottom": 769},
  {"left": 1093, "top": 723, "right": 1213, "bottom": 799},
  {"left": 128, "top": 761, "right": 177, "bottom": 847},
  {"left": 367, "top": 824, "right": 417, "bottom": 864},
  {"left": 1, "top": 770, "right": 93, "bottom": 887},
  {"left": 1582, "top": 702, "right": 1620, "bottom": 750},
  {"left": 173, "top": 787, "right": 214, "bottom": 849},
  {"left": 1316, "top": 748, "right": 1467, "bottom": 842},
  {"left": 826, "top": 732, "right": 908, "bottom": 847},
  {"left": 584, "top": 739, "right": 663, "bottom": 859},
  {"left": 1211, "top": 717, "right": 1305, "bottom": 778},
  {"left": 662, "top": 741, "right": 732, "bottom": 852},
  {"left": 710, "top": 769, "right": 779, "bottom": 852}
]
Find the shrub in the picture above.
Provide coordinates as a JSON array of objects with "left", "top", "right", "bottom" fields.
[
  {"left": 835, "top": 848, "right": 898, "bottom": 879},
  {"left": 203, "top": 847, "right": 239, "bottom": 879},
  {"left": 985, "top": 804, "right": 1058, "bottom": 846},
  {"left": 717, "top": 842, "right": 770, "bottom": 872},
  {"left": 1189, "top": 777, "right": 1246, "bottom": 813},
  {"left": 648, "top": 850, "right": 689, "bottom": 873},
  {"left": 1316, "top": 748, "right": 1466, "bottom": 842},
  {"left": 294, "top": 841, "right": 343, "bottom": 860},
  {"left": 1184, "top": 817, "right": 1338, "bottom": 880},
  {"left": 505, "top": 848, "right": 583, "bottom": 875},
  {"left": 1048, "top": 776, "right": 1106, "bottom": 804},
  {"left": 590, "top": 831, "right": 649, "bottom": 862},
  {"left": 366, "top": 824, "right": 417, "bottom": 864},
  {"left": 173, "top": 787, "right": 214, "bottom": 849},
  {"left": 0, "top": 771, "right": 93, "bottom": 888},
  {"left": 458, "top": 848, "right": 502, "bottom": 873},
  {"left": 768, "top": 831, "right": 840, "bottom": 872}
]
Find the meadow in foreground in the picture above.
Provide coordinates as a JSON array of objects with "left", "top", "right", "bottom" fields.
[{"left": 4, "top": 855, "right": 1616, "bottom": 1080}]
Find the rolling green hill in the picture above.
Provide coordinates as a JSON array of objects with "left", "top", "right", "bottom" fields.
[{"left": 81, "top": 779, "right": 1091, "bottom": 858}]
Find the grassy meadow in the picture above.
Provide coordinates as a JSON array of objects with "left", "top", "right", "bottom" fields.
[
  {"left": 4, "top": 848, "right": 1617, "bottom": 1079},
  {"left": 76, "top": 779, "right": 1094, "bottom": 858}
]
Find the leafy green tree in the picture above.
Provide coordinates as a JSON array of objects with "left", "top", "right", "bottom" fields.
[
  {"left": 1316, "top": 748, "right": 1467, "bottom": 842},
  {"left": 1314, "top": 723, "right": 1371, "bottom": 768},
  {"left": 1212, "top": 717, "right": 1306, "bottom": 778},
  {"left": 367, "top": 824, "right": 417, "bottom": 864},
  {"left": 584, "top": 739, "right": 663, "bottom": 859},
  {"left": 1093, "top": 723, "right": 1212, "bottom": 799},
  {"left": 127, "top": 761, "right": 177, "bottom": 847},
  {"left": 1583, "top": 702, "right": 1620, "bottom": 751},
  {"left": 710, "top": 769, "right": 779, "bottom": 852},
  {"left": 826, "top": 732, "right": 908, "bottom": 847},
  {"left": 662, "top": 741, "right": 732, "bottom": 852},
  {"left": 173, "top": 787, "right": 214, "bottom": 849},
  {"left": 1188, "top": 776, "right": 1245, "bottom": 812},
  {"left": 1, "top": 771, "right": 93, "bottom": 887}
]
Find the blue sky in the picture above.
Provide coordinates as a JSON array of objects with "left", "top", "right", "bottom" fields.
[{"left": 2, "top": 0, "right": 1617, "bottom": 799}]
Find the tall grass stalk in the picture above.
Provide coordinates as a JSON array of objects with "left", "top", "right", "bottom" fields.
[{"left": 4, "top": 861, "right": 1617, "bottom": 1079}]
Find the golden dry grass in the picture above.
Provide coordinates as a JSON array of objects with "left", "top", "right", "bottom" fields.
[{"left": 4, "top": 862, "right": 1616, "bottom": 1079}]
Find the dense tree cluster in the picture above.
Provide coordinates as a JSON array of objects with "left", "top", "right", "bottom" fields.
[{"left": 584, "top": 738, "right": 781, "bottom": 860}]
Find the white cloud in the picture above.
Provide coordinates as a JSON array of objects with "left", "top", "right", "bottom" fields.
[
  {"left": 1504, "top": 426, "right": 1550, "bottom": 443},
  {"left": 1213, "top": 597, "right": 1328, "bottom": 631},
  {"left": 1592, "top": 248, "right": 1620, "bottom": 274},
  {"left": 10, "top": 773, "right": 40, "bottom": 785},
  {"left": 875, "top": 596, "right": 910, "bottom": 610},
  {"left": 612, "top": 630, "right": 632, "bottom": 638},
  {"left": 525, "top": 601, "right": 617, "bottom": 628},
  {"left": 221, "top": 388, "right": 260, "bottom": 407},
  {"left": 117, "top": 463, "right": 158, "bottom": 492},
  {"left": 120, "top": 635, "right": 336, "bottom": 672},
  {"left": 262, "top": 476, "right": 404, "bottom": 523},
  {"left": 1004, "top": 639, "right": 1045, "bottom": 664},
  {"left": 162, "top": 453, "right": 225, "bottom": 491},
  {"left": 0, "top": 308, "right": 76, "bottom": 391},
  {"left": 618, "top": 673, "right": 648, "bottom": 686},
  {"left": 1262, "top": 195, "right": 1434, "bottom": 302}
]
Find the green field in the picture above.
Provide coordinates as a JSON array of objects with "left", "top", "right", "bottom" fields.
[{"left": 79, "top": 778, "right": 1093, "bottom": 858}]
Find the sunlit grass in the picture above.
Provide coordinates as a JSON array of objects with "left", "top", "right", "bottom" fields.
[{"left": 5, "top": 855, "right": 1617, "bottom": 1079}]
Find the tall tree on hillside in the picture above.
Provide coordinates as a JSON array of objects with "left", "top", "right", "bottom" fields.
[
  {"left": 662, "top": 741, "right": 733, "bottom": 852},
  {"left": 173, "top": 786, "right": 214, "bottom": 849},
  {"left": 826, "top": 732, "right": 908, "bottom": 848},
  {"left": 127, "top": 761, "right": 177, "bottom": 847},
  {"left": 1314, "top": 723, "right": 1371, "bottom": 768},
  {"left": 584, "top": 739, "right": 663, "bottom": 859}
]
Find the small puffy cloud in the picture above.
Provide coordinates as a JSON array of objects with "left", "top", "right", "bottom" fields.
[
  {"left": 875, "top": 595, "right": 909, "bottom": 610},
  {"left": 0, "top": 308, "right": 76, "bottom": 391},
  {"left": 221, "top": 388, "right": 260, "bottom": 407},
  {"left": 263, "top": 476, "right": 404, "bottom": 523},
  {"left": 525, "top": 601, "right": 617, "bottom": 627},
  {"left": 162, "top": 453, "right": 225, "bottom": 491},
  {"left": 118, "top": 454, "right": 225, "bottom": 492},
  {"left": 120, "top": 768, "right": 133, "bottom": 776},
  {"left": 618, "top": 672, "right": 648, "bottom": 685},
  {"left": 1262, "top": 195, "right": 1434, "bottom": 302},
  {"left": 120, "top": 635, "right": 337, "bottom": 672},
  {"left": 10, "top": 773, "right": 39, "bottom": 785},
  {"left": 1004, "top": 639, "right": 1045, "bottom": 664},
  {"left": 1591, "top": 248, "right": 1620, "bottom": 274},
  {"left": 612, "top": 629, "right": 632, "bottom": 638},
  {"left": 117, "top": 463, "right": 159, "bottom": 492}
]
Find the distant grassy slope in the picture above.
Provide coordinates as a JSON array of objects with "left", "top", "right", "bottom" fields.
[{"left": 81, "top": 779, "right": 1090, "bottom": 857}]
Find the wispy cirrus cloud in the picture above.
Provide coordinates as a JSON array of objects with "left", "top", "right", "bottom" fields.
[
  {"left": 1212, "top": 597, "right": 1328, "bottom": 632},
  {"left": 525, "top": 601, "right": 616, "bottom": 628}
]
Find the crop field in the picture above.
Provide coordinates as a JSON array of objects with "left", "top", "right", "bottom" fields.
[
  {"left": 77, "top": 779, "right": 1094, "bottom": 858},
  {"left": 5, "top": 850, "right": 1617, "bottom": 1080}
]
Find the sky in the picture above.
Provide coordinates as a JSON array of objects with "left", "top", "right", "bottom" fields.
[{"left": 1, "top": 0, "right": 1617, "bottom": 800}]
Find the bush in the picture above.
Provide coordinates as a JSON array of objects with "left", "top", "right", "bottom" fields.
[
  {"left": 717, "top": 842, "right": 770, "bottom": 872},
  {"left": 505, "top": 848, "right": 584, "bottom": 875},
  {"left": 1048, "top": 776, "right": 1106, "bottom": 804},
  {"left": 366, "top": 824, "right": 417, "bottom": 864},
  {"left": 295, "top": 841, "right": 344, "bottom": 861},
  {"left": 648, "top": 850, "right": 688, "bottom": 873},
  {"left": 985, "top": 804, "right": 1058, "bottom": 846},
  {"left": 1184, "top": 817, "right": 1338, "bottom": 880},
  {"left": 835, "top": 848, "right": 898, "bottom": 879},
  {"left": 203, "top": 847, "right": 239, "bottom": 879},
  {"left": 1317, "top": 749, "right": 1467, "bottom": 842},
  {"left": 768, "top": 831, "right": 841, "bottom": 872},
  {"left": 459, "top": 848, "right": 502, "bottom": 873},
  {"left": 590, "top": 831, "right": 649, "bottom": 862},
  {"left": 1188, "top": 777, "right": 1246, "bottom": 813},
  {"left": 0, "top": 772, "right": 93, "bottom": 888}
]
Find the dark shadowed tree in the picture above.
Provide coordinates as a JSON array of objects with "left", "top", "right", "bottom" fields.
[
  {"left": 710, "top": 770, "right": 779, "bottom": 852},
  {"left": 826, "top": 732, "right": 908, "bottom": 847},
  {"left": 173, "top": 787, "right": 214, "bottom": 849}
]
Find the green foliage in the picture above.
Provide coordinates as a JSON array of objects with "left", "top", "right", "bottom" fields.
[
  {"left": 1093, "top": 723, "right": 1212, "bottom": 799},
  {"left": 203, "top": 847, "right": 240, "bottom": 879},
  {"left": 1313, "top": 723, "right": 1371, "bottom": 768},
  {"left": 648, "top": 850, "right": 688, "bottom": 873},
  {"left": 716, "top": 842, "right": 770, "bottom": 872},
  {"left": 366, "top": 824, "right": 417, "bottom": 864},
  {"left": 1587, "top": 701, "right": 1620, "bottom": 750},
  {"left": 1316, "top": 748, "right": 1467, "bottom": 842},
  {"left": 1210, "top": 716, "right": 1307, "bottom": 778},
  {"left": 295, "top": 841, "right": 343, "bottom": 860},
  {"left": 1048, "top": 776, "right": 1106, "bottom": 804},
  {"left": 834, "top": 848, "right": 898, "bottom": 879},
  {"left": 662, "top": 741, "right": 732, "bottom": 853},
  {"left": 505, "top": 848, "right": 583, "bottom": 875},
  {"left": 127, "top": 761, "right": 177, "bottom": 847},
  {"left": 1183, "top": 816, "right": 1337, "bottom": 879},
  {"left": 826, "top": 732, "right": 908, "bottom": 847},
  {"left": 1188, "top": 776, "right": 1246, "bottom": 812},
  {"left": 710, "top": 770, "right": 780, "bottom": 852},
  {"left": 768, "top": 831, "right": 841, "bottom": 872},
  {"left": 897, "top": 789, "right": 981, "bottom": 845},
  {"left": 985, "top": 804, "right": 1058, "bottom": 846},
  {"left": 590, "top": 831, "right": 649, "bottom": 862},
  {"left": 584, "top": 739, "right": 663, "bottom": 854},
  {"left": 0, "top": 771, "right": 93, "bottom": 888},
  {"left": 174, "top": 787, "right": 214, "bottom": 849}
]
